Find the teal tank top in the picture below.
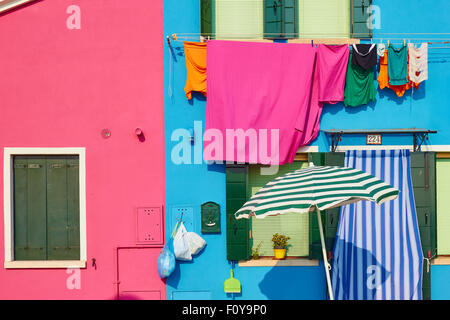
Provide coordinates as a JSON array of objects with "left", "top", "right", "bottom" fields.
[{"left": 388, "top": 45, "right": 408, "bottom": 86}]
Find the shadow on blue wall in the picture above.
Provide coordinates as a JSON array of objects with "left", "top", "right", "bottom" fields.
[
  {"left": 257, "top": 266, "right": 324, "bottom": 300},
  {"left": 331, "top": 238, "right": 390, "bottom": 300},
  {"left": 188, "top": 91, "right": 207, "bottom": 106}
]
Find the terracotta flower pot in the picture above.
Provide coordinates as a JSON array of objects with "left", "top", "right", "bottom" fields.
[{"left": 273, "top": 248, "right": 286, "bottom": 260}]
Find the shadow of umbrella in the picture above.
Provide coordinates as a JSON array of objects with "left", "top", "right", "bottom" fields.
[
  {"left": 331, "top": 238, "right": 390, "bottom": 300},
  {"left": 257, "top": 264, "right": 327, "bottom": 300}
]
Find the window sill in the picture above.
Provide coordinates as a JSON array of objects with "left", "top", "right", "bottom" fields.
[
  {"left": 238, "top": 258, "right": 318, "bottom": 267},
  {"left": 4, "top": 260, "right": 86, "bottom": 269},
  {"left": 432, "top": 257, "right": 450, "bottom": 266}
]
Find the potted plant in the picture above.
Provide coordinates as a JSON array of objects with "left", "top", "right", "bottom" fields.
[
  {"left": 272, "top": 233, "right": 290, "bottom": 260},
  {"left": 252, "top": 242, "right": 263, "bottom": 260}
]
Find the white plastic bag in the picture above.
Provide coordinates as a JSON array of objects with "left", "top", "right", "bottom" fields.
[
  {"left": 185, "top": 231, "right": 206, "bottom": 255},
  {"left": 173, "top": 222, "right": 192, "bottom": 261}
]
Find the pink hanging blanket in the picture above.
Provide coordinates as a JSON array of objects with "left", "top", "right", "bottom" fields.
[
  {"left": 317, "top": 44, "right": 349, "bottom": 103},
  {"left": 204, "top": 41, "right": 348, "bottom": 165}
]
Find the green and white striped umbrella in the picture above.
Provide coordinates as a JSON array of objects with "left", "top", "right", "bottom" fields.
[{"left": 235, "top": 165, "right": 400, "bottom": 220}]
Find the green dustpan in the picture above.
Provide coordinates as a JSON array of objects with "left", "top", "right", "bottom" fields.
[{"left": 224, "top": 269, "right": 241, "bottom": 293}]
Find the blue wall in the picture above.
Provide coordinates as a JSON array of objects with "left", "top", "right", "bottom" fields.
[{"left": 164, "top": 0, "right": 450, "bottom": 300}]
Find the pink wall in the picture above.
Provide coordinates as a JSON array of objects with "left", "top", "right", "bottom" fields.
[{"left": 0, "top": 0, "right": 165, "bottom": 299}]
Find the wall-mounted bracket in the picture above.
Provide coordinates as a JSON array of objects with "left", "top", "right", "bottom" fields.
[{"left": 323, "top": 128, "right": 437, "bottom": 152}]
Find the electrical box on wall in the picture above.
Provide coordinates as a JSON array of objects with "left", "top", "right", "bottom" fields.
[
  {"left": 201, "top": 202, "right": 220, "bottom": 233},
  {"left": 136, "top": 207, "right": 164, "bottom": 245}
]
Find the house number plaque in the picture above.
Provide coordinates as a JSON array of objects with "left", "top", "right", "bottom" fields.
[{"left": 366, "top": 134, "right": 382, "bottom": 145}]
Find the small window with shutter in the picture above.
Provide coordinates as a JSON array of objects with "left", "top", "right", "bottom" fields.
[
  {"left": 12, "top": 155, "right": 81, "bottom": 261},
  {"left": 201, "top": 1, "right": 363, "bottom": 40},
  {"left": 226, "top": 153, "right": 344, "bottom": 262},
  {"left": 249, "top": 162, "right": 309, "bottom": 257}
]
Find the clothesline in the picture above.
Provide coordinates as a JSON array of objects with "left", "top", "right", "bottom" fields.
[{"left": 167, "top": 34, "right": 450, "bottom": 49}]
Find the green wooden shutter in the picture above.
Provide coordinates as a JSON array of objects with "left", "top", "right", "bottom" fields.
[
  {"left": 411, "top": 152, "right": 437, "bottom": 300},
  {"left": 351, "top": 0, "right": 372, "bottom": 38},
  {"left": 264, "top": 0, "right": 298, "bottom": 39},
  {"left": 47, "top": 156, "right": 80, "bottom": 260},
  {"left": 200, "top": 0, "right": 215, "bottom": 37},
  {"left": 13, "top": 156, "right": 47, "bottom": 260},
  {"left": 309, "top": 152, "right": 345, "bottom": 259},
  {"left": 226, "top": 165, "right": 251, "bottom": 261},
  {"left": 324, "top": 153, "right": 345, "bottom": 255},
  {"left": 283, "top": 0, "right": 297, "bottom": 38}
]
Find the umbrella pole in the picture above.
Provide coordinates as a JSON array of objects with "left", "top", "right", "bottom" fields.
[{"left": 316, "top": 209, "right": 334, "bottom": 300}]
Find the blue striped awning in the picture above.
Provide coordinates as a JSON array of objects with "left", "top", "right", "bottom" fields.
[{"left": 331, "top": 150, "right": 424, "bottom": 300}]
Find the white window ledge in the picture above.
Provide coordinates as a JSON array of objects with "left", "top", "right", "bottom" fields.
[
  {"left": 238, "top": 258, "right": 319, "bottom": 267},
  {"left": 432, "top": 257, "right": 450, "bottom": 266},
  {"left": 4, "top": 260, "right": 86, "bottom": 269}
]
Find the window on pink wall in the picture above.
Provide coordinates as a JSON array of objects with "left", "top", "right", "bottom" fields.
[{"left": 3, "top": 148, "right": 87, "bottom": 269}]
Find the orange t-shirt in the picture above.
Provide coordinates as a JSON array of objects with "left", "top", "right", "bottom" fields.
[
  {"left": 183, "top": 41, "right": 207, "bottom": 100},
  {"left": 377, "top": 49, "right": 419, "bottom": 97}
]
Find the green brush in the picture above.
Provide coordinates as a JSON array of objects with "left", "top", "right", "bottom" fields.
[{"left": 224, "top": 269, "right": 241, "bottom": 293}]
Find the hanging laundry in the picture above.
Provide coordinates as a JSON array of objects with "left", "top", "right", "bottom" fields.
[
  {"left": 204, "top": 40, "right": 322, "bottom": 165},
  {"left": 377, "top": 43, "right": 386, "bottom": 57},
  {"left": 351, "top": 44, "right": 378, "bottom": 70},
  {"left": 183, "top": 41, "right": 207, "bottom": 100},
  {"left": 317, "top": 44, "right": 349, "bottom": 104},
  {"left": 408, "top": 42, "right": 428, "bottom": 84},
  {"left": 378, "top": 49, "right": 420, "bottom": 98},
  {"left": 343, "top": 52, "right": 377, "bottom": 107},
  {"left": 388, "top": 44, "right": 408, "bottom": 86}
]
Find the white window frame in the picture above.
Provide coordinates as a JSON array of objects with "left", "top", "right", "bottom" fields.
[{"left": 3, "top": 147, "right": 87, "bottom": 269}]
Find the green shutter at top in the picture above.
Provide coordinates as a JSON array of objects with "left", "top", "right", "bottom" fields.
[
  {"left": 411, "top": 152, "right": 437, "bottom": 300},
  {"left": 264, "top": 0, "right": 298, "bottom": 39},
  {"left": 200, "top": 0, "right": 215, "bottom": 38},
  {"left": 309, "top": 152, "right": 345, "bottom": 260},
  {"left": 226, "top": 165, "right": 251, "bottom": 261},
  {"left": 351, "top": 0, "right": 373, "bottom": 39}
]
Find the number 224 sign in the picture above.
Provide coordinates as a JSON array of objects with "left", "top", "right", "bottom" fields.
[{"left": 366, "top": 134, "right": 382, "bottom": 145}]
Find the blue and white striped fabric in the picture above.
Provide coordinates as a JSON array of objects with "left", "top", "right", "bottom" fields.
[{"left": 331, "top": 150, "right": 423, "bottom": 300}]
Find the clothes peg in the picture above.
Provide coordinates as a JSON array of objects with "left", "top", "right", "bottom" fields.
[
  {"left": 403, "top": 39, "right": 406, "bottom": 46},
  {"left": 388, "top": 39, "right": 390, "bottom": 47},
  {"left": 166, "top": 35, "right": 171, "bottom": 46}
]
